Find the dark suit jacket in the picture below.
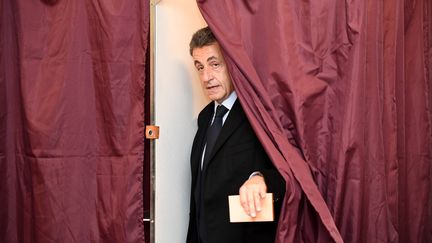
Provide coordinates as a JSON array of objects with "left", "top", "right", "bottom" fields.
[{"left": 186, "top": 100, "right": 285, "bottom": 243}]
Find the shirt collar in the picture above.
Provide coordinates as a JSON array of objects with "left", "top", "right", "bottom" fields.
[{"left": 214, "top": 91, "right": 237, "bottom": 112}]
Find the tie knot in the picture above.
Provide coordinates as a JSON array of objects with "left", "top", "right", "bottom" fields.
[{"left": 215, "top": 105, "right": 229, "bottom": 118}]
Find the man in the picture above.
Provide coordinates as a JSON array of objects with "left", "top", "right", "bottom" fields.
[{"left": 186, "top": 27, "right": 286, "bottom": 243}]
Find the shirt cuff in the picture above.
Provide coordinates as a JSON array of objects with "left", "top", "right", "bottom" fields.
[{"left": 248, "top": 171, "right": 264, "bottom": 180}]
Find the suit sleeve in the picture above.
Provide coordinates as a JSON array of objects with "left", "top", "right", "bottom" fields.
[{"left": 253, "top": 142, "right": 286, "bottom": 203}]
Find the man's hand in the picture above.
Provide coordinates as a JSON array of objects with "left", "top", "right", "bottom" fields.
[{"left": 239, "top": 175, "right": 267, "bottom": 217}]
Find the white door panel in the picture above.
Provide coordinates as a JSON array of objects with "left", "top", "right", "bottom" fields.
[{"left": 154, "top": 1, "right": 207, "bottom": 242}]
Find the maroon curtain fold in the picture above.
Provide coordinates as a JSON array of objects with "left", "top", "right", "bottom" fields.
[
  {"left": 0, "top": 0, "right": 148, "bottom": 242},
  {"left": 198, "top": 0, "right": 432, "bottom": 242}
]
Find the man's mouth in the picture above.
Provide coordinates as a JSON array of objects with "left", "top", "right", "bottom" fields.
[{"left": 207, "top": 85, "right": 219, "bottom": 90}]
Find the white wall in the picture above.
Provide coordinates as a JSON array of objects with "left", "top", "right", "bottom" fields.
[{"left": 154, "top": 1, "right": 207, "bottom": 242}]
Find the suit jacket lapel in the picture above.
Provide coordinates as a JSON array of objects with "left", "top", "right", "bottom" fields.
[
  {"left": 191, "top": 103, "right": 214, "bottom": 180},
  {"left": 202, "top": 100, "right": 245, "bottom": 172}
]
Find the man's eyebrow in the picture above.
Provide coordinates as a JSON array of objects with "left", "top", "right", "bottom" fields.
[
  {"left": 194, "top": 60, "right": 202, "bottom": 66},
  {"left": 207, "top": 56, "right": 218, "bottom": 62}
]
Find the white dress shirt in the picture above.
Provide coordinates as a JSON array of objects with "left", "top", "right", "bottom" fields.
[{"left": 201, "top": 91, "right": 238, "bottom": 169}]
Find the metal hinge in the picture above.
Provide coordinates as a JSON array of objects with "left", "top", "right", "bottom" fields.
[
  {"left": 142, "top": 210, "right": 154, "bottom": 223},
  {"left": 145, "top": 125, "right": 160, "bottom": 139}
]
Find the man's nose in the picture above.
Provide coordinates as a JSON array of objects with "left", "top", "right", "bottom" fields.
[{"left": 202, "top": 68, "right": 214, "bottom": 82}]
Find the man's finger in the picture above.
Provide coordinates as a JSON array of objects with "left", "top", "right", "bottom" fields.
[
  {"left": 239, "top": 186, "right": 249, "bottom": 215},
  {"left": 259, "top": 186, "right": 267, "bottom": 199},
  {"left": 247, "top": 190, "right": 256, "bottom": 217},
  {"left": 254, "top": 192, "right": 262, "bottom": 212}
]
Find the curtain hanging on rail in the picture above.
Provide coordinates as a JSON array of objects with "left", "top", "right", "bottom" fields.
[
  {"left": 0, "top": 0, "right": 149, "bottom": 242},
  {"left": 198, "top": 0, "right": 432, "bottom": 242}
]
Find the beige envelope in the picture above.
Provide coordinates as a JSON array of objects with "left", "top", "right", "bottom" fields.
[{"left": 228, "top": 193, "right": 274, "bottom": 223}]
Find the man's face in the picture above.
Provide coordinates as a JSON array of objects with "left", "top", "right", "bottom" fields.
[{"left": 192, "top": 43, "right": 234, "bottom": 104}]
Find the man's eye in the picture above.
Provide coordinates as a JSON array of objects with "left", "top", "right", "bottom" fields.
[
  {"left": 211, "top": 63, "right": 220, "bottom": 68},
  {"left": 196, "top": 66, "right": 204, "bottom": 71}
]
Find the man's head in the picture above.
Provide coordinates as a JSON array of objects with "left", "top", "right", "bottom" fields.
[{"left": 190, "top": 27, "right": 234, "bottom": 104}]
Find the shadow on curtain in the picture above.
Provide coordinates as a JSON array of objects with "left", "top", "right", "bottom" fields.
[
  {"left": 0, "top": 0, "right": 149, "bottom": 242},
  {"left": 198, "top": 0, "right": 432, "bottom": 242}
]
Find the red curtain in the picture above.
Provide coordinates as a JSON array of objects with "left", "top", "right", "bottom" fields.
[
  {"left": 0, "top": 0, "right": 148, "bottom": 242},
  {"left": 198, "top": 0, "right": 432, "bottom": 242}
]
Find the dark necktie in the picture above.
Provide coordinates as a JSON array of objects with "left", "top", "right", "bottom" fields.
[
  {"left": 202, "top": 105, "right": 229, "bottom": 168},
  {"left": 196, "top": 104, "right": 228, "bottom": 243}
]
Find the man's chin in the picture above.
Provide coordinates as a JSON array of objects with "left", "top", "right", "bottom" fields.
[
  {"left": 207, "top": 93, "right": 229, "bottom": 103},
  {"left": 207, "top": 94, "right": 220, "bottom": 101}
]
